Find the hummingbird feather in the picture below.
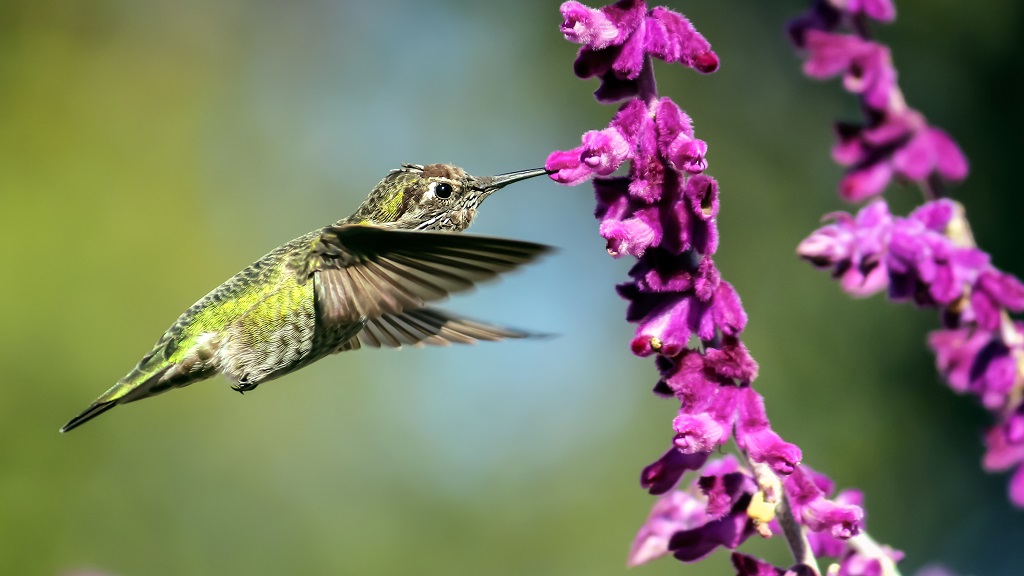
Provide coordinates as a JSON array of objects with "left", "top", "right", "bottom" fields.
[
  {"left": 351, "top": 307, "right": 530, "bottom": 349},
  {"left": 312, "top": 225, "right": 549, "bottom": 324},
  {"left": 60, "top": 164, "right": 551, "bottom": 432}
]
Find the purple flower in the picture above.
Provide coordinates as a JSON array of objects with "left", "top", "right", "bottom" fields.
[
  {"left": 802, "top": 31, "right": 897, "bottom": 111},
  {"left": 797, "top": 200, "right": 892, "bottom": 296},
  {"left": 631, "top": 456, "right": 757, "bottom": 566},
  {"left": 658, "top": 339, "right": 758, "bottom": 405},
  {"left": 550, "top": 0, "right": 905, "bottom": 569},
  {"left": 623, "top": 272, "right": 748, "bottom": 357},
  {"left": 666, "top": 461, "right": 758, "bottom": 563},
  {"left": 789, "top": 0, "right": 896, "bottom": 49},
  {"left": 561, "top": 1, "right": 718, "bottom": 103},
  {"left": 560, "top": 1, "right": 621, "bottom": 48},
  {"left": 783, "top": 466, "right": 863, "bottom": 539},
  {"left": 656, "top": 98, "right": 709, "bottom": 174},
  {"left": 799, "top": 199, "right": 1019, "bottom": 322},
  {"left": 593, "top": 176, "right": 671, "bottom": 258},
  {"left": 840, "top": 0, "right": 897, "bottom": 22},
  {"left": 983, "top": 411, "right": 1024, "bottom": 506},
  {"left": 548, "top": 96, "right": 711, "bottom": 209},
  {"left": 546, "top": 101, "right": 641, "bottom": 186},
  {"left": 832, "top": 110, "right": 968, "bottom": 201},
  {"left": 668, "top": 363, "right": 743, "bottom": 454},
  {"left": 886, "top": 205, "right": 989, "bottom": 306},
  {"left": 774, "top": 473, "right": 864, "bottom": 557},
  {"left": 969, "top": 270, "right": 1024, "bottom": 330},
  {"left": 735, "top": 389, "right": 802, "bottom": 475},
  {"left": 928, "top": 324, "right": 1024, "bottom": 411},
  {"left": 731, "top": 553, "right": 817, "bottom": 576},
  {"left": 641, "top": 446, "right": 710, "bottom": 495},
  {"left": 628, "top": 489, "right": 708, "bottom": 566},
  {"left": 835, "top": 546, "right": 904, "bottom": 576},
  {"left": 668, "top": 497, "right": 754, "bottom": 562}
]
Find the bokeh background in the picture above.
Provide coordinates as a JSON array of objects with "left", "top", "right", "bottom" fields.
[{"left": 1, "top": 1, "right": 1022, "bottom": 574}]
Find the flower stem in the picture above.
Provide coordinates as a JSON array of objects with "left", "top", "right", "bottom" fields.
[
  {"left": 637, "top": 55, "right": 659, "bottom": 107},
  {"left": 749, "top": 459, "right": 821, "bottom": 575}
]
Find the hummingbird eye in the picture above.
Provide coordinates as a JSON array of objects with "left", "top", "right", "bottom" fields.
[{"left": 433, "top": 182, "right": 453, "bottom": 199}]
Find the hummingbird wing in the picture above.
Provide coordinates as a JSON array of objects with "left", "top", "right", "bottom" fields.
[
  {"left": 340, "top": 307, "right": 530, "bottom": 350},
  {"left": 311, "top": 225, "right": 550, "bottom": 325}
]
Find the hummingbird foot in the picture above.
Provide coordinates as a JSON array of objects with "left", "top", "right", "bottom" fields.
[{"left": 231, "top": 377, "right": 258, "bottom": 394}]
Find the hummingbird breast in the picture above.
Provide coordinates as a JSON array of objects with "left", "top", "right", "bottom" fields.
[{"left": 161, "top": 239, "right": 355, "bottom": 388}]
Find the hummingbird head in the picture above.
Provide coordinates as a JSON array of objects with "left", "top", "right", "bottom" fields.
[{"left": 346, "top": 163, "right": 549, "bottom": 231}]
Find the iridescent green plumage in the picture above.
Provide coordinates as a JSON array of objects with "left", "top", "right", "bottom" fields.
[{"left": 61, "top": 164, "right": 550, "bottom": 432}]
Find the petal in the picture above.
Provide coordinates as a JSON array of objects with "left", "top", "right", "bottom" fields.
[
  {"left": 801, "top": 497, "right": 863, "bottom": 539},
  {"left": 611, "top": 17, "right": 648, "bottom": 79},
  {"left": 581, "top": 128, "right": 631, "bottom": 175},
  {"left": 674, "top": 411, "right": 727, "bottom": 453},
  {"left": 839, "top": 161, "right": 893, "bottom": 201},
  {"left": 711, "top": 281, "right": 748, "bottom": 337},
  {"left": 600, "top": 212, "right": 660, "bottom": 258},
  {"left": 1009, "top": 464, "right": 1024, "bottom": 507},
  {"left": 692, "top": 256, "right": 721, "bottom": 302},
  {"left": 655, "top": 97, "right": 696, "bottom": 142},
  {"left": 629, "top": 293, "right": 692, "bottom": 357},
  {"left": 735, "top": 389, "right": 802, "bottom": 475},
  {"left": 669, "top": 506, "right": 755, "bottom": 562},
  {"left": 593, "top": 176, "right": 632, "bottom": 220},
  {"left": 641, "top": 447, "right": 711, "bottom": 495},
  {"left": 859, "top": 0, "right": 896, "bottom": 22},
  {"left": 645, "top": 7, "right": 719, "bottom": 73},
  {"left": 704, "top": 337, "right": 759, "bottom": 383},
  {"left": 908, "top": 199, "right": 955, "bottom": 232},
  {"left": 977, "top": 269, "right": 1024, "bottom": 312},
  {"left": 891, "top": 131, "right": 936, "bottom": 181},
  {"left": 802, "top": 31, "right": 871, "bottom": 79},
  {"left": 545, "top": 147, "right": 594, "bottom": 185},
  {"left": 698, "top": 471, "right": 755, "bottom": 520},
  {"left": 560, "top": 1, "right": 621, "bottom": 48},
  {"left": 928, "top": 127, "right": 968, "bottom": 180},
  {"left": 683, "top": 175, "right": 720, "bottom": 220},
  {"left": 629, "top": 249, "right": 699, "bottom": 293},
  {"left": 731, "top": 553, "right": 788, "bottom": 576},
  {"left": 628, "top": 490, "right": 709, "bottom": 566}
]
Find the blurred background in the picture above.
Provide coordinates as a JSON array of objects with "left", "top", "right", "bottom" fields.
[{"left": 1, "top": 1, "right": 1021, "bottom": 574}]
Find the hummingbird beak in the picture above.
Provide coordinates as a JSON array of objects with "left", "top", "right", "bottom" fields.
[{"left": 472, "top": 168, "right": 552, "bottom": 194}]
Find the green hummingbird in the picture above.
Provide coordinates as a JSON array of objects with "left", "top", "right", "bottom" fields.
[{"left": 60, "top": 163, "right": 551, "bottom": 433}]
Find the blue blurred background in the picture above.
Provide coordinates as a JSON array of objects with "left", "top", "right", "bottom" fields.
[{"left": 1, "top": 1, "right": 1021, "bottom": 574}]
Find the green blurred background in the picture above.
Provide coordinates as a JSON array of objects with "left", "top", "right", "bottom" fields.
[{"left": 1, "top": 1, "right": 1021, "bottom": 574}]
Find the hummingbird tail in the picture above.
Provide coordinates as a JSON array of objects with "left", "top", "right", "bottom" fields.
[
  {"left": 59, "top": 363, "right": 178, "bottom": 433},
  {"left": 59, "top": 401, "right": 118, "bottom": 433},
  {"left": 351, "top": 307, "right": 549, "bottom": 349}
]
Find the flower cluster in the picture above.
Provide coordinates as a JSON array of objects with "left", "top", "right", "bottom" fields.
[
  {"left": 790, "top": 0, "right": 967, "bottom": 202},
  {"left": 560, "top": 0, "right": 718, "bottom": 103},
  {"left": 548, "top": 1, "right": 877, "bottom": 572},
  {"left": 790, "top": 0, "right": 1024, "bottom": 506}
]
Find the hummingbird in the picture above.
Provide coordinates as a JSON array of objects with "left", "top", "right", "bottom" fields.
[{"left": 60, "top": 163, "right": 552, "bottom": 433}]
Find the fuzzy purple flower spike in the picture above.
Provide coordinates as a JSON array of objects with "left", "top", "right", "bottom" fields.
[
  {"left": 546, "top": 1, "right": 906, "bottom": 574},
  {"left": 791, "top": 0, "right": 1024, "bottom": 509}
]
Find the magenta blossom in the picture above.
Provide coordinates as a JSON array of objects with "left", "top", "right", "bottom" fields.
[
  {"left": 629, "top": 456, "right": 758, "bottom": 566},
  {"left": 802, "top": 31, "right": 897, "bottom": 111},
  {"left": 832, "top": 109, "right": 968, "bottom": 202},
  {"left": 549, "top": 1, "right": 871, "bottom": 571},
  {"left": 790, "top": 0, "right": 1024, "bottom": 513},
  {"left": 789, "top": 0, "right": 896, "bottom": 49},
  {"left": 982, "top": 412, "right": 1024, "bottom": 506},
  {"left": 560, "top": 0, "right": 719, "bottom": 102},
  {"left": 799, "top": 199, "right": 1021, "bottom": 316}
]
